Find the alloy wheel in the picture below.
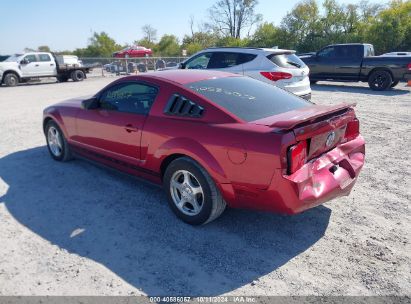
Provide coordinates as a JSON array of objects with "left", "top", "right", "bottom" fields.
[
  {"left": 170, "top": 170, "right": 204, "bottom": 216},
  {"left": 47, "top": 126, "right": 63, "bottom": 157}
]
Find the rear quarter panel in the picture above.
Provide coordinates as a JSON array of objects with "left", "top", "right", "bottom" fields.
[
  {"left": 361, "top": 56, "right": 411, "bottom": 80},
  {"left": 140, "top": 81, "right": 293, "bottom": 206}
]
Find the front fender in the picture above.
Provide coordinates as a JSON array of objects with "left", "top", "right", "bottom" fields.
[
  {"left": 42, "top": 108, "right": 69, "bottom": 139},
  {"left": 2, "top": 69, "right": 23, "bottom": 79}
]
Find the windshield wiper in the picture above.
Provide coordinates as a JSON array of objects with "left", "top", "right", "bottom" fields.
[{"left": 287, "top": 61, "right": 301, "bottom": 68}]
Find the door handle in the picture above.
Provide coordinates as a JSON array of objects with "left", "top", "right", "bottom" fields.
[
  {"left": 124, "top": 124, "right": 138, "bottom": 133},
  {"left": 35, "top": 64, "right": 39, "bottom": 67},
  {"left": 50, "top": 63, "right": 54, "bottom": 66}
]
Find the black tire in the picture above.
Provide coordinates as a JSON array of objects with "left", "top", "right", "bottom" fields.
[
  {"left": 71, "top": 70, "right": 85, "bottom": 82},
  {"left": 137, "top": 63, "right": 147, "bottom": 73},
  {"left": 391, "top": 80, "right": 399, "bottom": 88},
  {"left": 3, "top": 73, "right": 19, "bottom": 87},
  {"left": 368, "top": 70, "right": 392, "bottom": 91},
  {"left": 45, "top": 120, "right": 73, "bottom": 162},
  {"left": 163, "top": 157, "right": 226, "bottom": 225}
]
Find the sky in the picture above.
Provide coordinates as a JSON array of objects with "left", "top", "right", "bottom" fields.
[{"left": 0, "top": 0, "right": 381, "bottom": 54}]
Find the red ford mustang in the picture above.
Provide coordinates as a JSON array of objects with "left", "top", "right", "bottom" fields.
[
  {"left": 113, "top": 46, "right": 153, "bottom": 58},
  {"left": 43, "top": 70, "right": 365, "bottom": 225}
]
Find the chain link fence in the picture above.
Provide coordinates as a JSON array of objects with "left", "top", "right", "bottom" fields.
[{"left": 80, "top": 57, "right": 187, "bottom": 78}]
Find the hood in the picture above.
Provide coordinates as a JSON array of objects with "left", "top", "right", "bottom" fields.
[
  {"left": 0, "top": 61, "right": 19, "bottom": 70},
  {"left": 53, "top": 95, "right": 92, "bottom": 108}
]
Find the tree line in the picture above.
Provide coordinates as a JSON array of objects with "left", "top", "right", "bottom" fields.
[{"left": 27, "top": 0, "right": 410, "bottom": 57}]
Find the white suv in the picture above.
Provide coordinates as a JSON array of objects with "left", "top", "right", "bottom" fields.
[{"left": 180, "top": 47, "right": 311, "bottom": 99}]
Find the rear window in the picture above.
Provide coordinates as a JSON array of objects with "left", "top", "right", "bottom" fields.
[
  {"left": 365, "top": 45, "right": 375, "bottom": 57},
  {"left": 185, "top": 77, "right": 311, "bottom": 122},
  {"left": 268, "top": 53, "right": 306, "bottom": 69}
]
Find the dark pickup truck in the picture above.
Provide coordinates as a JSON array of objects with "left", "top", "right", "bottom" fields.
[{"left": 300, "top": 43, "right": 411, "bottom": 90}]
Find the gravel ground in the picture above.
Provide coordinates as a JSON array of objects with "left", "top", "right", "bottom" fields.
[{"left": 0, "top": 77, "right": 410, "bottom": 296}]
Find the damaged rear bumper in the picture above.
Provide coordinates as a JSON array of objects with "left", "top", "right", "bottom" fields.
[
  {"left": 231, "top": 135, "right": 365, "bottom": 214},
  {"left": 282, "top": 135, "right": 365, "bottom": 213}
]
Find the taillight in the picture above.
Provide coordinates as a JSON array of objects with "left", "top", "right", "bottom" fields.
[
  {"left": 345, "top": 119, "right": 360, "bottom": 141},
  {"left": 407, "top": 63, "right": 411, "bottom": 71},
  {"left": 260, "top": 71, "right": 292, "bottom": 81},
  {"left": 287, "top": 141, "right": 307, "bottom": 175}
]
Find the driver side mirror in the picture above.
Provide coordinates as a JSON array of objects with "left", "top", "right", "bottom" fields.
[
  {"left": 179, "top": 62, "right": 186, "bottom": 69},
  {"left": 20, "top": 59, "right": 29, "bottom": 65},
  {"left": 81, "top": 97, "right": 99, "bottom": 110}
]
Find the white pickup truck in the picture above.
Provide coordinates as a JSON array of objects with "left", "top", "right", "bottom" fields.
[{"left": 0, "top": 52, "right": 90, "bottom": 87}]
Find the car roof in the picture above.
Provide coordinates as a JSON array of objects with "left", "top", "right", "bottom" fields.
[
  {"left": 204, "top": 47, "right": 295, "bottom": 54},
  {"left": 23, "top": 52, "right": 51, "bottom": 55},
  {"left": 133, "top": 69, "right": 241, "bottom": 85},
  {"left": 325, "top": 43, "right": 372, "bottom": 46}
]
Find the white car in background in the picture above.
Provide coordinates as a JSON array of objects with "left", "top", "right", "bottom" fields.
[{"left": 179, "top": 47, "right": 311, "bottom": 99}]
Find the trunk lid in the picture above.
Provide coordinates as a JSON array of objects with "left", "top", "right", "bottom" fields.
[{"left": 252, "top": 103, "right": 357, "bottom": 159}]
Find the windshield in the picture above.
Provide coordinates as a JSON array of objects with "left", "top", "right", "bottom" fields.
[
  {"left": 4, "top": 54, "right": 23, "bottom": 62},
  {"left": 185, "top": 76, "right": 311, "bottom": 122}
]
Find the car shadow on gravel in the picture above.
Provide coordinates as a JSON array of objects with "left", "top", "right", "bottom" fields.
[
  {"left": 0, "top": 147, "right": 331, "bottom": 296},
  {"left": 0, "top": 80, "right": 60, "bottom": 88},
  {"left": 312, "top": 83, "right": 410, "bottom": 96}
]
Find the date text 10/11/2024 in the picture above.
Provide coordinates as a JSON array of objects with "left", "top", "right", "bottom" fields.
[{"left": 149, "top": 296, "right": 257, "bottom": 303}]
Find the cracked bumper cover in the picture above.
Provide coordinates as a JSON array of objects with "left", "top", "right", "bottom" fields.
[{"left": 230, "top": 135, "right": 365, "bottom": 214}]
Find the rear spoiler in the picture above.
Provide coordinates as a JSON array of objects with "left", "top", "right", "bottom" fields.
[
  {"left": 267, "top": 50, "right": 296, "bottom": 56},
  {"left": 253, "top": 103, "right": 356, "bottom": 131}
]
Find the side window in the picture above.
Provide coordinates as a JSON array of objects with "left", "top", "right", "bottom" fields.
[
  {"left": 317, "top": 47, "right": 336, "bottom": 58},
  {"left": 335, "top": 46, "right": 349, "bottom": 58},
  {"left": 185, "top": 53, "right": 212, "bottom": 69},
  {"left": 238, "top": 53, "right": 257, "bottom": 65},
  {"left": 39, "top": 54, "right": 51, "bottom": 62},
  {"left": 208, "top": 52, "right": 237, "bottom": 68},
  {"left": 335, "top": 46, "right": 362, "bottom": 59},
  {"left": 350, "top": 46, "right": 363, "bottom": 59},
  {"left": 24, "top": 54, "right": 38, "bottom": 63},
  {"left": 208, "top": 52, "right": 256, "bottom": 69},
  {"left": 99, "top": 83, "right": 158, "bottom": 115}
]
